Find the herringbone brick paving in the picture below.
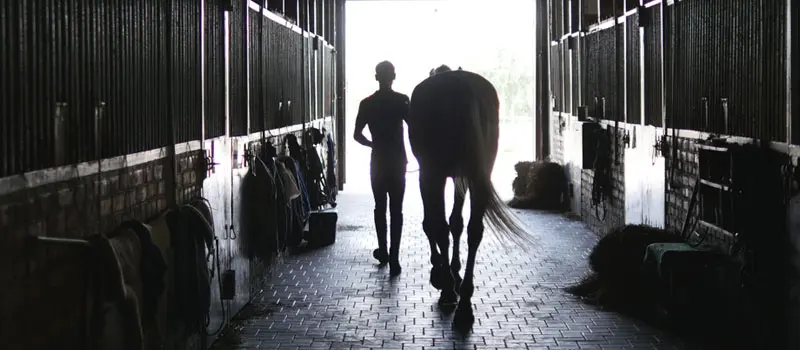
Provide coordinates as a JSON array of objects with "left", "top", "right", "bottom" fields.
[{"left": 211, "top": 181, "right": 696, "bottom": 349}]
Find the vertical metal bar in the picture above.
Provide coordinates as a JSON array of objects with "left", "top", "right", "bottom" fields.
[
  {"left": 164, "top": 0, "right": 177, "bottom": 209},
  {"left": 613, "top": 0, "right": 622, "bottom": 163},
  {"left": 788, "top": 0, "right": 793, "bottom": 144},
  {"left": 2, "top": 0, "right": 16, "bottom": 176},
  {"left": 536, "top": 0, "right": 551, "bottom": 159},
  {"left": 659, "top": 3, "right": 666, "bottom": 129},
  {"left": 245, "top": 1, "right": 251, "bottom": 136},
  {"left": 21, "top": 0, "right": 30, "bottom": 172},
  {"left": 639, "top": 15, "right": 645, "bottom": 125},
  {"left": 201, "top": 0, "right": 207, "bottom": 143},
  {"left": 301, "top": 26, "right": 307, "bottom": 140},
  {"left": 334, "top": 0, "right": 344, "bottom": 188}
]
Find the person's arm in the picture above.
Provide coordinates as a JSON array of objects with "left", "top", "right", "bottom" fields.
[
  {"left": 353, "top": 101, "right": 373, "bottom": 148},
  {"left": 401, "top": 95, "right": 410, "bottom": 123}
]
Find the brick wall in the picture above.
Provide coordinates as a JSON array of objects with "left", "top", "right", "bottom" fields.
[
  {"left": 550, "top": 113, "right": 565, "bottom": 163},
  {"left": 579, "top": 126, "right": 626, "bottom": 235},
  {"left": 664, "top": 136, "right": 735, "bottom": 250},
  {"left": 0, "top": 150, "right": 202, "bottom": 350}
]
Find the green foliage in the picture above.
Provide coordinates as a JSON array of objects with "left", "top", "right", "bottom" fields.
[{"left": 472, "top": 48, "right": 535, "bottom": 118}]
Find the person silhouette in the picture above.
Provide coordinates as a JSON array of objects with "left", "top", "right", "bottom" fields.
[{"left": 353, "top": 60, "right": 409, "bottom": 277}]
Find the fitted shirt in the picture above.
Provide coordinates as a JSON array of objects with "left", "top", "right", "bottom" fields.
[{"left": 355, "top": 90, "right": 410, "bottom": 167}]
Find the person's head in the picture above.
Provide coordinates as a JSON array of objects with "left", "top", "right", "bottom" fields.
[{"left": 375, "top": 61, "right": 396, "bottom": 88}]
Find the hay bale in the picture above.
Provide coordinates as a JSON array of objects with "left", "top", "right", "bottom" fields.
[
  {"left": 508, "top": 160, "right": 568, "bottom": 211},
  {"left": 566, "top": 224, "right": 684, "bottom": 312}
]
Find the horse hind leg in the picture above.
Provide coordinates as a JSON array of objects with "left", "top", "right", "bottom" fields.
[
  {"left": 420, "top": 172, "right": 458, "bottom": 306},
  {"left": 449, "top": 177, "right": 467, "bottom": 290},
  {"left": 453, "top": 187, "right": 487, "bottom": 333}
]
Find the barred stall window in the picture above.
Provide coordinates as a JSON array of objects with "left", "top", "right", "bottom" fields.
[
  {"left": 584, "top": 31, "right": 600, "bottom": 118},
  {"left": 266, "top": 19, "right": 281, "bottom": 130},
  {"left": 307, "top": 36, "right": 316, "bottom": 120},
  {"left": 1, "top": 0, "right": 190, "bottom": 177},
  {"left": 249, "top": 10, "right": 266, "bottom": 133},
  {"left": 290, "top": 33, "right": 304, "bottom": 126},
  {"left": 169, "top": 0, "right": 203, "bottom": 144},
  {"left": 315, "top": 0, "right": 324, "bottom": 37},
  {"left": 669, "top": 0, "right": 786, "bottom": 140},
  {"left": 583, "top": 0, "right": 599, "bottom": 29},
  {"left": 643, "top": 5, "right": 664, "bottom": 127},
  {"left": 598, "top": 26, "right": 620, "bottom": 121},
  {"left": 571, "top": 37, "right": 581, "bottom": 116},
  {"left": 551, "top": 0, "right": 563, "bottom": 41},
  {"left": 625, "top": 12, "right": 641, "bottom": 124},
  {"left": 549, "top": 43, "right": 563, "bottom": 113},
  {"left": 229, "top": 0, "right": 248, "bottom": 136},
  {"left": 570, "top": 0, "right": 581, "bottom": 33},
  {"left": 204, "top": 0, "right": 226, "bottom": 139},
  {"left": 664, "top": 4, "right": 675, "bottom": 129},
  {"left": 327, "top": 48, "right": 336, "bottom": 118},
  {"left": 562, "top": 43, "right": 572, "bottom": 115},
  {"left": 266, "top": 0, "right": 283, "bottom": 15}
]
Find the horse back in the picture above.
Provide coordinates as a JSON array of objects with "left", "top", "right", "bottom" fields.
[{"left": 407, "top": 70, "right": 500, "bottom": 176}]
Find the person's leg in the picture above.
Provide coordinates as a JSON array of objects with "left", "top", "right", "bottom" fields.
[
  {"left": 387, "top": 164, "right": 407, "bottom": 276},
  {"left": 371, "top": 164, "right": 389, "bottom": 265}
]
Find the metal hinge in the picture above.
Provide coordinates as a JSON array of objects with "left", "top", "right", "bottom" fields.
[
  {"left": 203, "top": 149, "right": 220, "bottom": 175},
  {"left": 654, "top": 134, "right": 668, "bottom": 157},
  {"left": 622, "top": 129, "right": 631, "bottom": 148},
  {"left": 243, "top": 144, "right": 254, "bottom": 168}
]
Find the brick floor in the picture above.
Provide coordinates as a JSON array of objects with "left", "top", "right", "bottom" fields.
[{"left": 211, "top": 181, "right": 698, "bottom": 349}]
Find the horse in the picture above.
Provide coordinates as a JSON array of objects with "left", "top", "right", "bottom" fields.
[{"left": 406, "top": 64, "right": 534, "bottom": 331}]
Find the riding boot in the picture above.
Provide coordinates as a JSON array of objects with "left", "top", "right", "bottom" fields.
[
  {"left": 389, "top": 214, "right": 403, "bottom": 276},
  {"left": 373, "top": 209, "right": 389, "bottom": 265}
]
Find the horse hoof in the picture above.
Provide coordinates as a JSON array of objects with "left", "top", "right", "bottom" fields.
[
  {"left": 453, "top": 306, "right": 475, "bottom": 333},
  {"left": 430, "top": 266, "right": 443, "bottom": 290}
]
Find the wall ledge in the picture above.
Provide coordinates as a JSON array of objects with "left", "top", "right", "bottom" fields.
[
  {"left": 553, "top": 112, "right": 800, "bottom": 158},
  {"left": 0, "top": 119, "right": 332, "bottom": 197}
]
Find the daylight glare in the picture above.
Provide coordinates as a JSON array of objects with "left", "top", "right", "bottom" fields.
[{"left": 345, "top": 0, "right": 536, "bottom": 198}]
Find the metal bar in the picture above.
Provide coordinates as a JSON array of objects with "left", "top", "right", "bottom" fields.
[
  {"left": 789, "top": 0, "right": 794, "bottom": 144},
  {"left": 201, "top": 0, "right": 207, "bottom": 143},
  {"left": 31, "top": 235, "right": 93, "bottom": 248},
  {"left": 245, "top": 0, "right": 251, "bottom": 136},
  {"left": 536, "top": 0, "right": 551, "bottom": 159},
  {"left": 614, "top": 0, "right": 623, "bottom": 163},
  {"left": 334, "top": 0, "right": 345, "bottom": 188},
  {"left": 165, "top": 0, "right": 178, "bottom": 209}
]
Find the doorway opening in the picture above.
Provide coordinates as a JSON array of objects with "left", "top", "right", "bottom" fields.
[{"left": 344, "top": 0, "right": 536, "bottom": 200}]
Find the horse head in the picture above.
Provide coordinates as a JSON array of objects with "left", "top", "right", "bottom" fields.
[{"left": 429, "top": 64, "right": 453, "bottom": 76}]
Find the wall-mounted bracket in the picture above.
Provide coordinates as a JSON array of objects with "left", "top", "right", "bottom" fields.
[
  {"left": 622, "top": 128, "right": 631, "bottom": 148},
  {"left": 53, "top": 102, "right": 67, "bottom": 166},
  {"left": 720, "top": 98, "right": 729, "bottom": 135},
  {"left": 243, "top": 144, "right": 254, "bottom": 168},
  {"left": 94, "top": 101, "right": 106, "bottom": 160},
  {"left": 202, "top": 142, "right": 220, "bottom": 176},
  {"left": 654, "top": 134, "right": 669, "bottom": 157},
  {"left": 578, "top": 105, "right": 589, "bottom": 121},
  {"left": 701, "top": 97, "right": 709, "bottom": 132}
]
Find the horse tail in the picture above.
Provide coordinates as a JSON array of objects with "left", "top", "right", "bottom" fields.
[{"left": 461, "top": 85, "right": 536, "bottom": 249}]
